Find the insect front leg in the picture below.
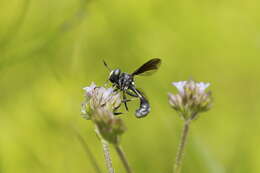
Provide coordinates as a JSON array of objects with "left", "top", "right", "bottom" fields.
[
  {"left": 113, "top": 95, "right": 132, "bottom": 115},
  {"left": 113, "top": 104, "right": 123, "bottom": 115}
]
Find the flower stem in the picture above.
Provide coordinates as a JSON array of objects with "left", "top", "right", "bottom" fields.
[
  {"left": 101, "top": 139, "right": 115, "bottom": 173},
  {"left": 114, "top": 144, "right": 133, "bottom": 173},
  {"left": 96, "top": 128, "right": 114, "bottom": 173},
  {"left": 174, "top": 120, "right": 191, "bottom": 173}
]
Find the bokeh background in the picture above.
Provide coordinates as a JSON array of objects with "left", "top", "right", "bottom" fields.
[{"left": 0, "top": 0, "right": 260, "bottom": 172}]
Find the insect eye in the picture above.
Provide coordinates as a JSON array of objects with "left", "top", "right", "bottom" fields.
[
  {"left": 114, "top": 69, "right": 121, "bottom": 76},
  {"left": 109, "top": 69, "right": 121, "bottom": 83}
]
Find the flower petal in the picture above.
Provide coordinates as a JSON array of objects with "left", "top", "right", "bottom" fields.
[
  {"left": 196, "top": 82, "right": 210, "bottom": 93},
  {"left": 83, "top": 82, "right": 96, "bottom": 97},
  {"left": 172, "top": 81, "right": 187, "bottom": 94}
]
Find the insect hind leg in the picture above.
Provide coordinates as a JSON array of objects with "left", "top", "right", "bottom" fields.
[
  {"left": 126, "top": 90, "right": 139, "bottom": 97},
  {"left": 123, "top": 91, "right": 129, "bottom": 111}
]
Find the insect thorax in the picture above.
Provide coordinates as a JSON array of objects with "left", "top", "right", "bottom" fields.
[{"left": 117, "top": 72, "right": 134, "bottom": 90}]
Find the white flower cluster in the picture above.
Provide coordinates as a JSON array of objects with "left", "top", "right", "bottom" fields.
[
  {"left": 168, "top": 80, "right": 212, "bottom": 120},
  {"left": 81, "top": 82, "right": 125, "bottom": 144},
  {"left": 81, "top": 82, "right": 121, "bottom": 120}
]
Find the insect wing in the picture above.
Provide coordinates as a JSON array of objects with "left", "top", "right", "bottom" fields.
[{"left": 132, "top": 58, "right": 161, "bottom": 76}]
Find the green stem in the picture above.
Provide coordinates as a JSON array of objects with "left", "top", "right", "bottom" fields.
[
  {"left": 96, "top": 128, "right": 114, "bottom": 173},
  {"left": 174, "top": 120, "right": 191, "bottom": 173},
  {"left": 101, "top": 140, "right": 114, "bottom": 173},
  {"left": 114, "top": 144, "right": 133, "bottom": 173}
]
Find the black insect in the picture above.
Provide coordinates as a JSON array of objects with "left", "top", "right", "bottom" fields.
[{"left": 103, "top": 58, "right": 161, "bottom": 118}]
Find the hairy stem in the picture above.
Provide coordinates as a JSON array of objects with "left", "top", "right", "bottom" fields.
[
  {"left": 114, "top": 144, "right": 133, "bottom": 173},
  {"left": 174, "top": 120, "right": 191, "bottom": 173},
  {"left": 96, "top": 128, "right": 114, "bottom": 173},
  {"left": 101, "top": 140, "right": 114, "bottom": 173}
]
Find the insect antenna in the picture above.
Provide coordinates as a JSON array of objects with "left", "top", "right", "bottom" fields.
[{"left": 103, "top": 60, "right": 112, "bottom": 72}]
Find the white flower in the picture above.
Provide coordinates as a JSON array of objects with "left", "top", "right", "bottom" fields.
[
  {"left": 83, "top": 82, "right": 96, "bottom": 97},
  {"left": 169, "top": 80, "right": 212, "bottom": 120},
  {"left": 196, "top": 82, "right": 210, "bottom": 93},
  {"left": 172, "top": 81, "right": 187, "bottom": 95},
  {"left": 81, "top": 82, "right": 125, "bottom": 144},
  {"left": 102, "top": 87, "right": 114, "bottom": 99},
  {"left": 81, "top": 82, "right": 122, "bottom": 119}
]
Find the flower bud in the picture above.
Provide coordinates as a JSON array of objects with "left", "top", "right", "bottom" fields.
[{"left": 93, "top": 108, "right": 126, "bottom": 145}]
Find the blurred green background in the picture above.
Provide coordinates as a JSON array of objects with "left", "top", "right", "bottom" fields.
[{"left": 0, "top": 0, "right": 260, "bottom": 172}]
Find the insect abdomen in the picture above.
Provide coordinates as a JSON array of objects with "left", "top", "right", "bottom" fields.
[{"left": 135, "top": 98, "right": 150, "bottom": 118}]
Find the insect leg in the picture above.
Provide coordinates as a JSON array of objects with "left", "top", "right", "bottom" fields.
[
  {"left": 126, "top": 90, "right": 138, "bottom": 97},
  {"left": 129, "top": 86, "right": 143, "bottom": 99},
  {"left": 123, "top": 91, "right": 129, "bottom": 111},
  {"left": 113, "top": 104, "right": 123, "bottom": 115},
  {"left": 113, "top": 88, "right": 119, "bottom": 92},
  {"left": 113, "top": 98, "right": 132, "bottom": 115}
]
